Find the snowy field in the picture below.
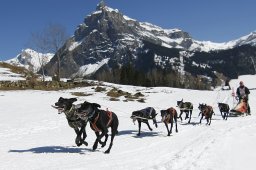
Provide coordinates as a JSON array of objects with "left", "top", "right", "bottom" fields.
[{"left": 0, "top": 76, "right": 256, "bottom": 170}]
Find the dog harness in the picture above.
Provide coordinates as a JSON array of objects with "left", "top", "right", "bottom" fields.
[
  {"left": 91, "top": 113, "right": 101, "bottom": 132},
  {"left": 91, "top": 111, "right": 113, "bottom": 132},
  {"left": 106, "top": 111, "right": 113, "bottom": 127}
]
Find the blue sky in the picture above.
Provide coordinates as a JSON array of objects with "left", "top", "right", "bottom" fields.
[{"left": 1, "top": 0, "right": 256, "bottom": 60}]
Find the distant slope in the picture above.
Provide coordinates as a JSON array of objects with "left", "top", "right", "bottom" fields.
[
  {"left": 6, "top": 49, "right": 53, "bottom": 73},
  {"left": 229, "top": 74, "right": 256, "bottom": 89},
  {"left": 0, "top": 62, "right": 27, "bottom": 81}
]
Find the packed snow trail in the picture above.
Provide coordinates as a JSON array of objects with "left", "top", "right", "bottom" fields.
[{"left": 0, "top": 84, "right": 255, "bottom": 170}]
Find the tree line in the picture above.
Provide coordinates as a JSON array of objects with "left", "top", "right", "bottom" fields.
[{"left": 93, "top": 63, "right": 211, "bottom": 90}]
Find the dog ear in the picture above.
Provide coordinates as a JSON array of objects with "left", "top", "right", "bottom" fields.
[
  {"left": 70, "top": 98, "right": 77, "bottom": 103},
  {"left": 83, "top": 101, "right": 89, "bottom": 105},
  {"left": 92, "top": 103, "right": 101, "bottom": 108}
]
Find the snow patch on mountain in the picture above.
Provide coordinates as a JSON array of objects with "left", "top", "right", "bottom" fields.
[
  {"left": 72, "top": 58, "right": 110, "bottom": 77},
  {"left": 69, "top": 41, "right": 83, "bottom": 51},
  {"left": 228, "top": 31, "right": 256, "bottom": 47}
]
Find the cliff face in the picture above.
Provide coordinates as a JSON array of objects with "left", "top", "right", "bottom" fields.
[{"left": 44, "top": 3, "right": 256, "bottom": 82}]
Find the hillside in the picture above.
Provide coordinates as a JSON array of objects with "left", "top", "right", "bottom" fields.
[{"left": 0, "top": 62, "right": 27, "bottom": 81}]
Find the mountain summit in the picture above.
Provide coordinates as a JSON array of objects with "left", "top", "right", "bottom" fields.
[
  {"left": 6, "top": 49, "right": 53, "bottom": 73},
  {"left": 44, "top": 3, "right": 256, "bottom": 86}
]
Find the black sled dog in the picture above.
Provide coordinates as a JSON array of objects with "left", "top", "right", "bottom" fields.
[
  {"left": 218, "top": 103, "right": 230, "bottom": 120},
  {"left": 131, "top": 107, "right": 158, "bottom": 136},
  {"left": 53, "top": 97, "right": 88, "bottom": 147},
  {"left": 77, "top": 101, "right": 119, "bottom": 154}
]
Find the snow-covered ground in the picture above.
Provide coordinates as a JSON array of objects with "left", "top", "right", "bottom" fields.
[
  {"left": 0, "top": 67, "right": 25, "bottom": 81},
  {"left": 0, "top": 76, "right": 256, "bottom": 170}
]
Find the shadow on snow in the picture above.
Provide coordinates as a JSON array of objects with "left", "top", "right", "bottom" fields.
[
  {"left": 118, "top": 130, "right": 159, "bottom": 138},
  {"left": 9, "top": 146, "right": 92, "bottom": 154}
]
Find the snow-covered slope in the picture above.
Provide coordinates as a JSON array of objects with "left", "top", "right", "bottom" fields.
[
  {"left": 72, "top": 58, "right": 110, "bottom": 78},
  {"left": 6, "top": 49, "right": 54, "bottom": 73},
  {"left": 0, "top": 67, "right": 25, "bottom": 81},
  {"left": 229, "top": 74, "right": 256, "bottom": 89},
  {"left": 1, "top": 78, "right": 256, "bottom": 170}
]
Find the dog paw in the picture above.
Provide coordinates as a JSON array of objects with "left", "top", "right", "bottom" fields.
[
  {"left": 83, "top": 141, "right": 88, "bottom": 146},
  {"left": 76, "top": 143, "right": 82, "bottom": 147},
  {"left": 104, "top": 150, "right": 110, "bottom": 154},
  {"left": 93, "top": 144, "right": 98, "bottom": 150},
  {"left": 101, "top": 142, "right": 106, "bottom": 148}
]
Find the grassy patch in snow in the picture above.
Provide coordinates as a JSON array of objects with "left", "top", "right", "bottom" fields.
[
  {"left": 107, "top": 88, "right": 146, "bottom": 102},
  {"left": 71, "top": 92, "right": 93, "bottom": 97},
  {"left": 94, "top": 86, "right": 107, "bottom": 92},
  {"left": 107, "top": 88, "right": 131, "bottom": 98},
  {"left": 0, "top": 62, "right": 31, "bottom": 76}
]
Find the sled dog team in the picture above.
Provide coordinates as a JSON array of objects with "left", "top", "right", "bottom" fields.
[{"left": 53, "top": 97, "right": 235, "bottom": 154}]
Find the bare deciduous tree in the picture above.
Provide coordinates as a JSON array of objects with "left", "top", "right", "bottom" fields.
[{"left": 30, "top": 23, "right": 68, "bottom": 81}]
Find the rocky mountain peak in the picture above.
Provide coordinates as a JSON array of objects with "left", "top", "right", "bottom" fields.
[
  {"left": 44, "top": 2, "right": 256, "bottom": 83},
  {"left": 96, "top": 0, "right": 106, "bottom": 11}
]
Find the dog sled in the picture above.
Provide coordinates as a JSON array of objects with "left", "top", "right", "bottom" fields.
[{"left": 229, "top": 97, "right": 250, "bottom": 116}]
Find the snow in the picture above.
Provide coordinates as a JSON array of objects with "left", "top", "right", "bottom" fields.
[
  {"left": 123, "top": 15, "right": 136, "bottom": 21},
  {"left": 189, "top": 40, "right": 230, "bottom": 52},
  {"left": 164, "top": 28, "right": 183, "bottom": 34},
  {"left": 6, "top": 49, "right": 54, "bottom": 72},
  {"left": 229, "top": 74, "right": 256, "bottom": 89},
  {"left": 105, "top": 6, "right": 119, "bottom": 13},
  {"left": 0, "top": 67, "right": 25, "bottom": 81},
  {"left": 191, "top": 31, "right": 256, "bottom": 52},
  {"left": 92, "top": 10, "right": 102, "bottom": 15},
  {"left": 161, "top": 42, "right": 173, "bottom": 48},
  {"left": 1, "top": 77, "right": 256, "bottom": 170},
  {"left": 69, "top": 41, "right": 83, "bottom": 51},
  {"left": 72, "top": 58, "right": 110, "bottom": 77},
  {"left": 140, "top": 22, "right": 165, "bottom": 32},
  {"left": 140, "top": 19, "right": 256, "bottom": 52}
]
